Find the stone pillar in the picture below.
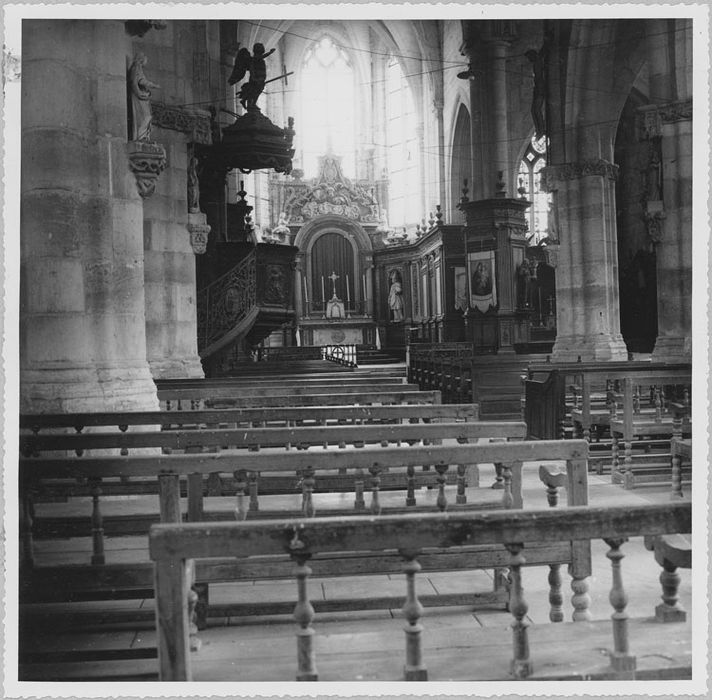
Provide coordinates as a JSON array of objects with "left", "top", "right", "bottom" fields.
[
  {"left": 651, "top": 102, "right": 692, "bottom": 361},
  {"left": 21, "top": 20, "right": 159, "bottom": 412},
  {"left": 542, "top": 160, "right": 628, "bottom": 361},
  {"left": 144, "top": 136, "right": 206, "bottom": 379}
]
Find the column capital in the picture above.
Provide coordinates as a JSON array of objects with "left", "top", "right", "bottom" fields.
[{"left": 541, "top": 159, "right": 619, "bottom": 192}]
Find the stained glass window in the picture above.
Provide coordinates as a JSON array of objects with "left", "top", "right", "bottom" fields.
[
  {"left": 517, "top": 135, "right": 551, "bottom": 245},
  {"left": 385, "top": 57, "right": 420, "bottom": 228}
]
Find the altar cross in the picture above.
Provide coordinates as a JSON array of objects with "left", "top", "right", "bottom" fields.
[{"left": 328, "top": 271, "right": 340, "bottom": 298}]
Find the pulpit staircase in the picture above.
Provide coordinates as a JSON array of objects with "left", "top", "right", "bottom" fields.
[{"left": 197, "top": 243, "right": 298, "bottom": 374}]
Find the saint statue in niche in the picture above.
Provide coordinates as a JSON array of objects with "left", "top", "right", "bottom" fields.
[
  {"left": 388, "top": 270, "right": 404, "bottom": 322},
  {"left": 228, "top": 43, "right": 276, "bottom": 110},
  {"left": 129, "top": 53, "right": 160, "bottom": 141}
]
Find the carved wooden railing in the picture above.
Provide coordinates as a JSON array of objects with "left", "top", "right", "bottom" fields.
[
  {"left": 197, "top": 250, "right": 256, "bottom": 356},
  {"left": 149, "top": 501, "right": 691, "bottom": 682}
]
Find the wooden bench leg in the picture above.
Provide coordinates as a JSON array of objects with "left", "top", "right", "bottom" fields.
[
  {"left": 656, "top": 561, "right": 686, "bottom": 622},
  {"left": 604, "top": 537, "right": 636, "bottom": 678},
  {"left": 402, "top": 555, "right": 427, "bottom": 680},
  {"left": 506, "top": 543, "right": 532, "bottom": 678},
  {"left": 292, "top": 553, "right": 318, "bottom": 681}
]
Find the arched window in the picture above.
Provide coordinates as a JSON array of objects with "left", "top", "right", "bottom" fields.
[
  {"left": 300, "top": 36, "right": 356, "bottom": 177},
  {"left": 517, "top": 135, "right": 551, "bottom": 245},
  {"left": 385, "top": 57, "right": 420, "bottom": 228}
]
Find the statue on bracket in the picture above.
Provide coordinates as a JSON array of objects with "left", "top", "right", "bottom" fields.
[
  {"left": 388, "top": 270, "right": 405, "bottom": 322},
  {"left": 229, "top": 43, "right": 276, "bottom": 110},
  {"left": 187, "top": 152, "right": 201, "bottom": 213},
  {"left": 129, "top": 53, "right": 160, "bottom": 141}
]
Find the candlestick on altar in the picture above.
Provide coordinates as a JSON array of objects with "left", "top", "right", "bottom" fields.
[
  {"left": 346, "top": 274, "right": 351, "bottom": 317},
  {"left": 303, "top": 276, "right": 309, "bottom": 315},
  {"left": 362, "top": 274, "right": 367, "bottom": 304},
  {"left": 321, "top": 276, "right": 326, "bottom": 317}
]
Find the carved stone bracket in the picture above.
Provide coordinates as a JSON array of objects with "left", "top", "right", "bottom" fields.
[
  {"left": 151, "top": 102, "right": 213, "bottom": 145},
  {"left": 540, "top": 159, "right": 619, "bottom": 192},
  {"left": 188, "top": 213, "right": 211, "bottom": 255},
  {"left": 127, "top": 140, "right": 167, "bottom": 199},
  {"left": 637, "top": 99, "right": 692, "bottom": 140}
]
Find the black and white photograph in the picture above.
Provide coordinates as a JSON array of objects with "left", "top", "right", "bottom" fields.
[{"left": 2, "top": 2, "right": 709, "bottom": 696}]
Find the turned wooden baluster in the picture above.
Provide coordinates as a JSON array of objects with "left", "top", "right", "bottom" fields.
[
  {"left": 538, "top": 464, "right": 566, "bottom": 622},
  {"left": 353, "top": 466, "right": 366, "bottom": 511},
  {"left": 21, "top": 487, "right": 35, "bottom": 568},
  {"left": 570, "top": 571, "right": 592, "bottom": 622},
  {"left": 234, "top": 470, "right": 248, "bottom": 520},
  {"left": 289, "top": 527, "right": 318, "bottom": 681},
  {"left": 492, "top": 462, "right": 505, "bottom": 490},
  {"left": 654, "top": 387, "right": 663, "bottom": 422},
  {"left": 435, "top": 463, "right": 449, "bottom": 511},
  {"left": 506, "top": 542, "right": 532, "bottom": 678},
  {"left": 501, "top": 464, "right": 514, "bottom": 509},
  {"left": 248, "top": 471, "right": 259, "bottom": 512},
  {"left": 369, "top": 465, "right": 382, "bottom": 515},
  {"left": 611, "top": 432, "right": 621, "bottom": 482},
  {"left": 632, "top": 385, "right": 640, "bottom": 415},
  {"left": 301, "top": 466, "right": 316, "bottom": 518},
  {"left": 604, "top": 537, "right": 636, "bottom": 678},
  {"left": 405, "top": 464, "right": 416, "bottom": 507},
  {"left": 89, "top": 477, "right": 105, "bottom": 566},
  {"left": 401, "top": 552, "right": 427, "bottom": 680},
  {"left": 456, "top": 463, "right": 467, "bottom": 504},
  {"left": 187, "top": 588, "right": 202, "bottom": 650}
]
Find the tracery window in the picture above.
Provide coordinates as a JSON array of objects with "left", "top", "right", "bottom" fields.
[
  {"left": 517, "top": 134, "right": 551, "bottom": 245},
  {"left": 300, "top": 36, "right": 356, "bottom": 177},
  {"left": 385, "top": 57, "right": 420, "bottom": 228}
]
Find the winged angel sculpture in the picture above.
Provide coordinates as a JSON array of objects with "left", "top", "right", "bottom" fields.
[{"left": 228, "top": 43, "right": 276, "bottom": 110}]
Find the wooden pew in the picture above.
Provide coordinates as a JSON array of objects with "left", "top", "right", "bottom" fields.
[
  {"left": 21, "top": 403, "right": 477, "bottom": 435},
  {"left": 161, "top": 389, "right": 441, "bottom": 410},
  {"left": 609, "top": 374, "right": 692, "bottom": 489},
  {"left": 524, "top": 361, "right": 691, "bottom": 474},
  {"left": 20, "top": 439, "right": 590, "bottom": 624},
  {"left": 23, "top": 420, "right": 523, "bottom": 458},
  {"left": 149, "top": 501, "right": 691, "bottom": 681}
]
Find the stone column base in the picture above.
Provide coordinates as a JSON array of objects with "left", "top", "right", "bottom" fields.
[
  {"left": 149, "top": 356, "right": 205, "bottom": 380},
  {"left": 551, "top": 333, "right": 629, "bottom": 363},
  {"left": 652, "top": 334, "right": 692, "bottom": 362},
  {"left": 21, "top": 364, "right": 160, "bottom": 413}
]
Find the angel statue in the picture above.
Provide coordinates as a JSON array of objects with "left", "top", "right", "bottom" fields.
[{"left": 228, "top": 43, "right": 276, "bottom": 110}]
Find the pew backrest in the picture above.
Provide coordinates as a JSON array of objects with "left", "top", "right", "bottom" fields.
[{"left": 149, "top": 500, "right": 691, "bottom": 681}]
